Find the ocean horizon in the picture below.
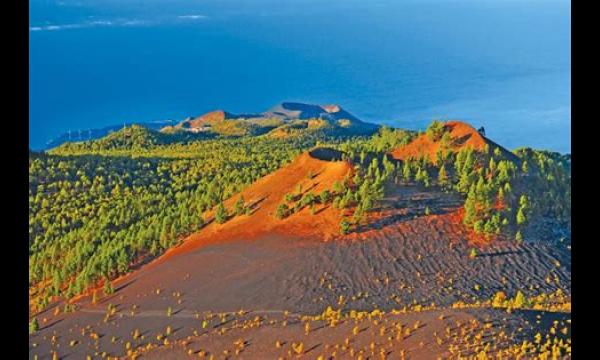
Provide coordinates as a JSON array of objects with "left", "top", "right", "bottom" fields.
[{"left": 29, "top": 0, "right": 571, "bottom": 153}]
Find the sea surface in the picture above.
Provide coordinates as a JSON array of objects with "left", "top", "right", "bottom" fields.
[{"left": 29, "top": 0, "right": 571, "bottom": 152}]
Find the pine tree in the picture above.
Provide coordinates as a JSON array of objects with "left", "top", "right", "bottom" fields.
[
  {"left": 29, "top": 317, "right": 39, "bottom": 334},
  {"left": 516, "top": 195, "right": 529, "bottom": 226},
  {"left": 352, "top": 205, "right": 364, "bottom": 224},
  {"left": 519, "top": 194, "right": 530, "bottom": 209},
  {"left": 426, "top": 120, "right": 446, "bottom": 141},
  {"left": 332, "top": 181, "right": 343, "bottom": 194},
  {"left": 437, "top": 165, "right": 448, "bottom": 188},
  {"left": 103, "top": 280, "right": 114, "bottom": 296},
  {"left": 464, "top": 190, "right": 477, "bottom": 226},
  {"left": 493, "top": 147, "right": 502, "bottom": 157},
  {"left": 319, "top": 190, "right": 331, "bottom": 204},
  {"left": 457, "top": 170, "right": 472, "bottom": 193},
  {"left": 301, "top": 192, "right": 315, "bottom": 207},
  {"left": 516, "top": 208, "right": 527, "bottom": 226},
  {"left": 339, "top": 218, "right": 351, "bottom": 235},
  {"left": 215, "top": 202, "right": 228, "bottom": 224},
  {"left": 515, "top": 230, "right": 523, "bottom": 243},
  {"left": 488, "top": 157, "right": 497, "bottom": 176},
  {"left": 402, "top": 160, "right": 412, "bottom": 183},
  {"left": 473, "top": 220, "right": 483, "bottom": 233},
  {"left": 275, "top": 203, "right": 288, "bottom": 219},
  {"left": 435, "top": 149, "right": 444, "bottom": 167},
  {"left": 462, "top": 149, "right": 475, "bottom": 174},
  {"left": 496, "top": 187, "right": 505, "bottom": 208},
  {"left": 420, "top": 169, "right": 431, "bottom": 187},
  {"left": 233, "top": 196, "right": 245, "bottom": 216},
  {"left": 332, "top": 196, "right": 341, "bottom": 209},
  {"left": 441, "top": 131, "right": 453, "bottom": 149}
]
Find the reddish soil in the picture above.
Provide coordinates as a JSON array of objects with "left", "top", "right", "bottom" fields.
[
  {"left": 186, "top": 110, "right": 229, "bottom": 128},
  {"left": 391, "top": 121, "right": 488, "bottom": 162},
  {"left": 322, "top": 104, "right": 341, "bottom": 113},
  {"left": 154, "top": 149, "right": 352, "bottom": 266}
]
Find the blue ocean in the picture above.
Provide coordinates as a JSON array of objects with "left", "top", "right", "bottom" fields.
[{"left": 29, "top": 0, "right": 570, "bottom": 153}]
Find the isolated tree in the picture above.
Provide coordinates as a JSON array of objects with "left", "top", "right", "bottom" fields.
[
  {"left": 104, "top": 280, "right": 114, "bottom": 296},
  {"left": 515, "top": 230, "right": 523, "bottom": 244},
  {"left": 516, "top": 208, "right": 527, "bottom": 226},
  {"left": 284, "top": 192, "right": 295, "bottom": 203},
  {"left": 275, "top": 203, "right": 289, "bottom": 219},
  {"left": 516, "top": 195, "right": 529, "bottom": 226},
  {"left": 29, "top": 317, "right": 39, "bottom": 334}
]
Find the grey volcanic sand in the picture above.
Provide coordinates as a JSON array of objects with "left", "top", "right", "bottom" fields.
[
  {"left": 29, "top": 223, "right": 569, "bottom": 359},
  {"left": 29, "top": 185, "right": 570, "bottom": 359}
]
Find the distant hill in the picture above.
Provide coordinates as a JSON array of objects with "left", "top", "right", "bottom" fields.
[
  {"left": 49, "top": 102, "right": 380, "bottom": 152},
  {"left": 263, "top": 102, "right": 363, "bottom": 123},
  {"left": 161, "top": 102, "right": 379, "bottom": 137},
  {"left": 49, "top": 124, "right": 204, "bottom": 153},
  {"left": 45, "top": 120, "right": 176, "bottom": 150}
]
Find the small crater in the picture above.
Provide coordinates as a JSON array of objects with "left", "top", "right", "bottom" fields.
[{"left": 308, "top": 148, "right": 344, "bottom": 162}]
